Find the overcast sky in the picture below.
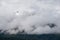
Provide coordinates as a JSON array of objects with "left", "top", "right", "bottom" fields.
[{"left": 0, "top": 0, "right": 60, "bottom": 34}]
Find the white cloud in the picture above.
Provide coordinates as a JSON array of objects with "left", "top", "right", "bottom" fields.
[{"left": 0, "top": 0, "right": 60, "bottom": 34}]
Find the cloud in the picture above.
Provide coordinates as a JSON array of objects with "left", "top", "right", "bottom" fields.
[{"left": 0, "top": 0, "right": 60, "bottom": 34}]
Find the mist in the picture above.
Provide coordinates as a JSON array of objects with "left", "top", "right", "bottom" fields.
[{"left": 0, "top": 0, "right": 60, "bottom": 34}]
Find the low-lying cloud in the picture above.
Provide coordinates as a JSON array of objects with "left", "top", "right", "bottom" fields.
[{"left": 0, "top": 0, "right": 60, "bottom": 34}]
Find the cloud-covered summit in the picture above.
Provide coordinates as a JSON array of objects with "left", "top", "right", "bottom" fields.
[{"left": 0, "top": 0, "right": 60, "bottom": 34}]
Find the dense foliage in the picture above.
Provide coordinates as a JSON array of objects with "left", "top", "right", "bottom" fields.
[{"left": 0, "top": 33, "right": 60, "bottom": 40}]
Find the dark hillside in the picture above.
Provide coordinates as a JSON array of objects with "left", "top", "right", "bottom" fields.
[{"left": 0, "top": 33, "right": 60, "bottom": 40}]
